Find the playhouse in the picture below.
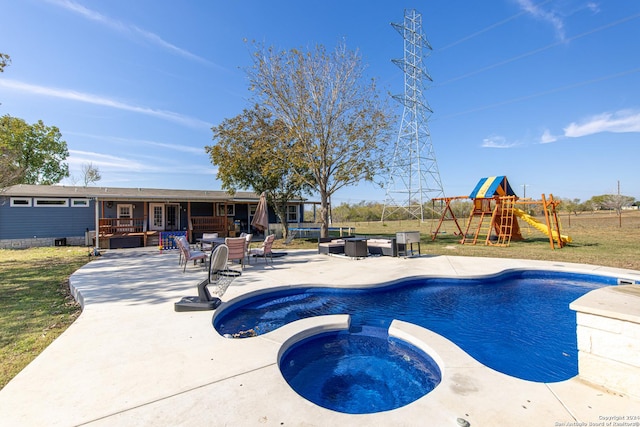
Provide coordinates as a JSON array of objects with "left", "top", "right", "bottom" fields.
[{"left": 432, "top": 176, "right": 571, "bottom": 249}]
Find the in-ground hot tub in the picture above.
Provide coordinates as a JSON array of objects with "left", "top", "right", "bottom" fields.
[{"left": 278, "top": 325, "right": 441, "bottom": 414}]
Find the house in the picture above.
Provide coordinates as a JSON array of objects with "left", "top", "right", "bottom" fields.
[{"left": 0, "top": 184, "right": 306, "bottom": 249}]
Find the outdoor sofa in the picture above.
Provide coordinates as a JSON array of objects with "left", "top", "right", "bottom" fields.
[
  {"left": 317, "top": 236, "right": 355, "bottom": 255},
  {"left": 366, "top": 236, "right": 398, "bottom": 257},
  {"left": 317, "top": 235, "right": 398, "bottom": 257}
]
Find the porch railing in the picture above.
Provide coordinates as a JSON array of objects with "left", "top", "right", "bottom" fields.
[
  {"left": 190, "top": 216, "right": 229, "bottom": 235},
  {"left": 98, "top": 216, "right": 231, "bottom": 238},
  {"left": 99, "top": 218, "right": 146, "bottom": 235}
]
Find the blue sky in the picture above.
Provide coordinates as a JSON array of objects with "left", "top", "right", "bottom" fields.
[{"left": 1, "top": 0, "right": 639, "bottom": 204}]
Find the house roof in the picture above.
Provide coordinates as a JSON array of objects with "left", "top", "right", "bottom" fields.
[{"left": 2, "top": 184, "right": 261, "bottom": 202}]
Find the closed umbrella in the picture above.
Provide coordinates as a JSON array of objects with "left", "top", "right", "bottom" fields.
[{"left": 251, "top": 192, "right": 269, "bottom": 232}]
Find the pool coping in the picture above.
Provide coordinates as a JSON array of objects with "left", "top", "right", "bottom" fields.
[
  {"left": 571, "top": 284, "right": 640, "bottom": 324},
  {"left": 0, "top": 248, "right": 638, "bottom": 426}
]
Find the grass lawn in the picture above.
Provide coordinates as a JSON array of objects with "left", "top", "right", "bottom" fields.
[
  {"left": 0, "top": 247, "right": 90, "bottom": 390},
  {"left": 1, "top": 209, "right": 638, "bottom": 390}
]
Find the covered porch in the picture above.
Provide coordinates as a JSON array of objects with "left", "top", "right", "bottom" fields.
[{"left": 95, "top": 200, "right": 247, "bottom": 249}]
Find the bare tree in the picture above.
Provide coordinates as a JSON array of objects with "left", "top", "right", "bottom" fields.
[
  {"left": 601, "top": 193, "right": 635, "bottom": 227},
  {"left": 81, "top": 162, "right": 102, "bottom": 186},
  {"left": 247, "top": 41, "right": 394, "bottom": 238}
]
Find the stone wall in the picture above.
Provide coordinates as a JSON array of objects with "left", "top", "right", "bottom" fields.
[
  {"left": 571, "top": 285, "right": 640, "bottom": 399},
  {"left": 0, "top": 236, "right": 86, "bottom": 249}
]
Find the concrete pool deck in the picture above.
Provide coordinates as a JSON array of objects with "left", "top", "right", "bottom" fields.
[{"left": 0, "top": 247, "right": 639, "bottom": 426}]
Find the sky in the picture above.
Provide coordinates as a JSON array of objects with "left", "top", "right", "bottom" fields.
[{"left": 1, "top": 0, "right": 639, "bottom": 205}]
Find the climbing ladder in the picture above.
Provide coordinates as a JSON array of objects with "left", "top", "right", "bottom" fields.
[
  {"left": 541, "top": 194, "right": 565, "bottom": 249},
  {"left": 461, "top": 198, "right": 493, "bottom": 245},
  {"left": 487, "top": 196, "right": 516, "bottom": 246}
]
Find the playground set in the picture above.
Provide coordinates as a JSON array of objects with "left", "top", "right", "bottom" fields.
[{"left": 432, "top": 176, "right": 571, "bottom": 250}]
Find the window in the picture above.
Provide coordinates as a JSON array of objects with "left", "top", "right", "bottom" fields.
[
  {"left": 70, "top": 198, "right": 90, "bottom": 207},
  {"left": 287, "top": 205, "right": 298, "bottom": 222},
  {"left": 10, "top": 197, "right": 32, "bottom": 207},
  {"left": 118, "top": 204, "right": 133, "bottom": 219},
  {"left": 217, "top": 204, "right": 235, "bottom": 216},
  {"left": 117, "top": 204, "right": 134, "bottom": 231},
  {"left": 34, "top": 198, "right": 69, "bottom": 207}
]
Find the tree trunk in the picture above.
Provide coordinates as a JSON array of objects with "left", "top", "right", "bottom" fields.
[
  {"left": 273, "top": 204, "right": 289, "bottom": 240},
  {"left": 320, "top": 191, "right": 330, "bottom": 238}
]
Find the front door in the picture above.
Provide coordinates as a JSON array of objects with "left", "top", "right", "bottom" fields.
[
  {"left": 148, "top": 203, "right": 180, "bottom": 231},
  {"left": 165, "top": 204, "right": 180, "bottom": 231},
  {"left": 149, "top": 203, "right": 164, "bottom": 231}
]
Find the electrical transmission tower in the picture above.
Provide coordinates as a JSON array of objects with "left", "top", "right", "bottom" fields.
[{"left": 382, "top": 9, "right": 445, "bottom": 222}]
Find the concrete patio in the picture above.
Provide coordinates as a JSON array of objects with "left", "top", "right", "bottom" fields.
[{"left": 0, "top": 247, "right": 638, "bottom": 426}]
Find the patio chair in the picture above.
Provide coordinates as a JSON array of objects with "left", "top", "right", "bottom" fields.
[
  {"left": 243, "top": 233, "right": 253, "bottom": 259},
  {"left": 176, "top": 235, "right": 207, "bottom": 272},
  {"left": 174, "top": 244, "right": 241, "bottom": 312},
  {"left": 175, "top": 236, "right": 190, "bottom": 265},
  {"left": 249, "top": 234, "right": 275, "bottom": 264},
  {"left": 225, "top": 236, "right": 247, "bottom": 270}
]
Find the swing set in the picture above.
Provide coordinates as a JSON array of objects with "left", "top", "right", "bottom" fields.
[{"left": 431, "top": 176, "right": 570, "bottom": 250}]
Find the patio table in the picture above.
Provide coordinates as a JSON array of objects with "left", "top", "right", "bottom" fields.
[
  {"left": 343, "top": 237, "right": 368, "bottom": 258},
  {"left": 197, "top": 237, "right": 226, "bottom": 251}
]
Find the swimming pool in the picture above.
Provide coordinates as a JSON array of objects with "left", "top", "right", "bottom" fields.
[{"left": 214, "top": 270, "right": 615, "bottom": 382}]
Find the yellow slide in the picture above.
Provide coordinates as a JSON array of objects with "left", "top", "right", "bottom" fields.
[{"left": 512, "top": 208, "right": 572, "bottom": 243}]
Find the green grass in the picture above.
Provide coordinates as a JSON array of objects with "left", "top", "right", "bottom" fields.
[{"left": 0, "top": 247, "right": 90, "bottom": 390}]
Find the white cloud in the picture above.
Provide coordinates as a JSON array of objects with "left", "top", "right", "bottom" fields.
[
  {"left": 0, "top": 79, "right": 211, "bottom": 129},
  {"left": 515, "top": 0, "right": 566, "bottom": 41},
  {"left": 67, "top": 150, "right": 215, "bottom": 175},
  {"left": 586, "top": 2, "right": 600, "bottom": 14},
  {"left": 540, "top": 129, "right": 558, "bottom": 144},
  {"left": 67, "top": 150, "right": 151, "bottom": 172},
  {"left": 44, "top": 0, "right": 221, "bottom": 68},
  {"left": 481, "top": 135, "right": 519, "bottom": 148},
  {"left": 65, "top": 149, "right": 216, "bottom": 186},
  {"left": 66, "top": 132, "right": 205, "bottom": 155},
  {"left": 564, "top": 110, "right": 640, "bottom": 137}
]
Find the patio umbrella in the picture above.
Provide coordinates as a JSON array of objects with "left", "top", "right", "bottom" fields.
[{"left": 251, "top": 192, "right": 269, "bottom": 232}]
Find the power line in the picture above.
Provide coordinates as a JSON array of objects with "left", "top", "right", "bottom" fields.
[
  {"left": 437, "top": 67, "right": 640, "bottom": 121},
  {"left": 437, "top": 13, "right": 640, "bottom": 87}
]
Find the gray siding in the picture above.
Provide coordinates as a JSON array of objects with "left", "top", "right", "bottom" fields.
[{"left": 0, "top": 198, "right": 95, "bottom": 239}]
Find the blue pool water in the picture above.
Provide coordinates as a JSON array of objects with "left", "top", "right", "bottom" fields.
[
  {"left": 280, "top": 327, "right": 441, "bottom": 414},
  {"left": 214, "top": 270, "right": 614, "bottom": 382}
]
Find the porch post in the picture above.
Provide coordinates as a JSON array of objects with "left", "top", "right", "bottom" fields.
[
  {"left": 143, "top": 202, "right": 148, "bottom": 246},
  {"left": 187, "top": 202, "right": 192, "bottom": 242},
  {"left": 94, "top": 197, "right": 99, "bottom": 250}
]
